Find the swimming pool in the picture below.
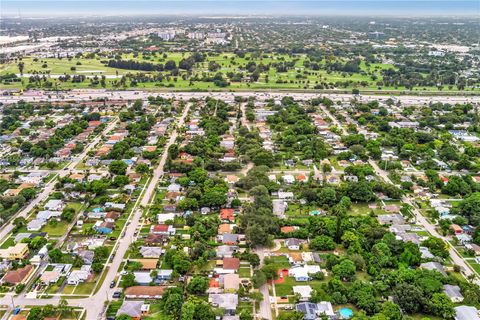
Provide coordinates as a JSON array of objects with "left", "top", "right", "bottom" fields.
[{"left": 339, "top": 307, "right": 353, "bottom": 319}]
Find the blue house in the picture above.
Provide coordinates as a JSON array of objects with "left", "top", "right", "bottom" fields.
[
  {"left": 94, "top": 221, "right": 114, "bottom": 234},
  {"left": 156, "top": 269, "right": 173, "bottom": 281}
]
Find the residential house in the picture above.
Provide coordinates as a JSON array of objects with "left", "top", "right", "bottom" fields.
[
  {"left": 222, "top": 258, "right": 240, "bottom": 272},
  {"left": 218, "top": 224, "right": 233, "bottom": 234},
  {"left": 293, "top": 285, "right": 313, "bottom": 301},
  {"left": 220, "top": 209, "right": 235, "bottom": 223},
  {"left": 0, "top": 243, "right": 29, "bottom": 260},
  {"left": 285, "top": 238, "right": 304, "bottom": 250},
  {"left": 451, "top": 224, "right": 463, "bottom": 235},
  {"left": 221, "top": 233, "right": 239, "bottom": 245},
  {"left": 289, "top": 265, "right": 321, "bottom": 282},
  {"left": 40, "top": 270, "right": 61, "bottom": 284},
  {"left": 77, "top": 250, "right": 95, "bottom": 265},
  {"left": 150, "top": 224, "right": 176, "bottom": 236},
  {"left": 157, "top": 269, "right": 173, "bottom": 281},
  {"left": 116, "top": 301, "right": 149, "bottom": 320},
  {"left": 44, "top": 200, "right": 65, "bottom": 211},
  {"left": 94, "top": 221, "right": 115, "bottom": 234},
  {"left": 444, "top": 284, "right": 464, "bottom": 303},
  {"left": 296, "top": 302, "right": 335, "bottom": 320},
  {"left": 140, "top": 246, "right": 163, "bottom": 258},
  {"left": 157, "top": 213, "right": 176, "bottom": 224},
  {"left": 454, "top": 306, "right": 480, "bottom": 320},
  {"left": 133, "top": 272, "right": 153, "bottom": 285},
  {"left": 144, "top": 234, "right": 168, "bottom": 246},
  {"left": 2, "top": 265, "right": 33, "bottom": 285},
  {"left": 105, "top": 212, "right": 120, "bottom": 223},
  {"left": 273, "top": 199, "right": 287, "bottom": 217},
  {"left": 209, "top": 293, "right": 238, "bottom": 314},
  {"left": 104, "top": 202, "right": 126, "bottom": 211},
  {"left": 67, "top": 265, "right": 91, "bottom": 285},
  {"left": 216, "top": 245, "right": 239, "bottom": 258},
  {"left": 281, "top": 226, "right": 299, "bottom": 234},
  {"left": 282, "top": 175, "right": 295, "bottom": 184},
  {"left": 27, "top": 219, "right": 46, "bottom": 231},
  {"left": 377, "top": 214, "right": 405, "bottom": 225},
  {"left": 124, "top": 286, "right": 165, "bottom": 299},
  {"left": 278, "top": 191, "right": 294, "bottom": 201},
  {"left": 131, "top": 259, "right": 158, "bottom": 271},
  {"left": 222, "top": 273, "right": 240, "bottom": 291},
  {"left": 420, "top": 262, "right": 447, "bottom": 276}
]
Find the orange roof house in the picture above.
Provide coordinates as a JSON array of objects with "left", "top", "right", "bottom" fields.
[
  {"left": 280, "top": 226, "right": 298, "bottom": 234},
  {"left": 296, "top": 174, "right": 308, "bottom": 182},
  {"left": 143, "top": 146, "right": 157, "bottom": 152},
  {"left": 220, "top": 209, "right": 235, "bottom": 222},
  {"left": 130, "top": 259, "right": 158, "bottom": 270},
  {"left": 218, "top": 224, "right": 232, "bottom": 234},
  {"left": 88, "top": 120, "right": 101, "bottom": 127},
  {"left": 96, "top": 145, "right": 112, "bottom": 157}
]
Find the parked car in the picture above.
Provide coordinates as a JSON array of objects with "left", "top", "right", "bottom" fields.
[
  {"left": 110, "top": 281, "right": 116, "bottom": 288},
  {"left": 112, "top": 291, "right": 121, "bottom": 299}
]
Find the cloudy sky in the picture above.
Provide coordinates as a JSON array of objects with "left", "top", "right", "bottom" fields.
[{"left": 1, "top": 0, "right": 479, "bottom": 17}]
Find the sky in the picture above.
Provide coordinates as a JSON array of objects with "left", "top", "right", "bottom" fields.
[{"left": 1, "top": 0, "right": 479, "bottom": 17}]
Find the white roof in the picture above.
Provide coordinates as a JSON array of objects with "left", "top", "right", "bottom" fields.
[
  {"left": 293, "top": 285, "right": 313, "bottom": 298},
  {"left": 133, "top": 271, "right": 152, "bottom": 284},
  {"left": 157, "top": 213, "right": 176, "bottom": 223}
]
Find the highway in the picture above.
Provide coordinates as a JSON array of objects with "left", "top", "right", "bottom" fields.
[{"left": 2, "top": 90, "right": 480, "bottom": 107}]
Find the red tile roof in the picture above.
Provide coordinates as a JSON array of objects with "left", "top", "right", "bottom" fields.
[
  {"left": 223, "top": 257, "right": 240, "bottom": 270},
  {"left": 3, "top": 265, "right": 33, "bottom": 285},
  {"left": 152, "top": 224, "right": 169, "bottom": 232}
]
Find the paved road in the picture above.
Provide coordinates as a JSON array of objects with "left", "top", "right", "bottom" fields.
[
  {"left": 0, "top": 118, "right": 118, "bottom": 244},
  {"left": 254, "top": 247, "right": 272, "bottom": 320},
  {"left": 140, "top": 102, "right": 191, "bottom": 207},
  {"left": 2, "top": 90, "right": 480, "bottom": 107}
]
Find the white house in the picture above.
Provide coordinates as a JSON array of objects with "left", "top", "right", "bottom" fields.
[
  {"left": 293, "top": 285, "right": 313, "bottom": 301},
  {"left": 67, "top": 265, "right": 91, "bottom": 285},
  {"left": 44, "top": 200, "right": 64, "bottom": 211},
  {"left": 282, "top": 175, "right": 295, "bottom": 184},
  {"left": 157, "top": 213, "right": 176, "bottom": 224}
]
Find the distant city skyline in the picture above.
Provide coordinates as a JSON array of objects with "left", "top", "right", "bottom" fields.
[{"left": 1, "top": 0, "right": 479, "bottom": 17}]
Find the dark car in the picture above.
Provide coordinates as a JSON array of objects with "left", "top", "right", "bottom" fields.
[
  {"left": 110, "top": 281, "right": 116, "bottom": 288},
  {"left": 112, "top": 291, "right": 121, "bottom": 298}
]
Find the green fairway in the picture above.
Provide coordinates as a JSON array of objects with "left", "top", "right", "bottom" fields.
[{"left": 2, "top": 51, "right": 477, "bottom": 93}]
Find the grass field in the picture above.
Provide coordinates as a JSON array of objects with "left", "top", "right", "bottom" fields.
[
  {"left": 42, "top": 221, "right": 70, "bottom": 237},
  {"left": 2, "top": 52, "right": 478, "bottom": 93}
]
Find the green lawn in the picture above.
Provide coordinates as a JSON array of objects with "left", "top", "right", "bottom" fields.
[
  {"left": 3, "top": 53, "right": 477, "bottom": 93},
  {"left": 42, "top": 221, "right": 70, "bottom": 237},
  {"left": 273, "top": 276, "right": 326, "bottom": 297},
  {"left": 239, "top": 266, "right": 251, "bottom": 278},
  {"left": 72, "top": 281, "right": 95, "bottom": 295}
]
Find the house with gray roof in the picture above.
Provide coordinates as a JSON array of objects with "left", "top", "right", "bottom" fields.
[
  {"left": 454, "top": 305, "right": 480, "bottom": 320},
  {"left": 116, "top": 301, "right": 148, "bottom": 319},
  {"left": 444, "top": 284, "right": 464, "bottom": 303},
  {"left": 420, "top": 262, "right": 447, "bottom": 276},
  {"left": 209, "top": 293, "right": 238, "bottom": 313},
  {"left": 216, "top": 245, "right": 238, "bottom": 258}
]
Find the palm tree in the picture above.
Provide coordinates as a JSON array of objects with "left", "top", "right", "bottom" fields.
[{"left": 57, "top": 298, "right": 72, "bottom": 317}]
